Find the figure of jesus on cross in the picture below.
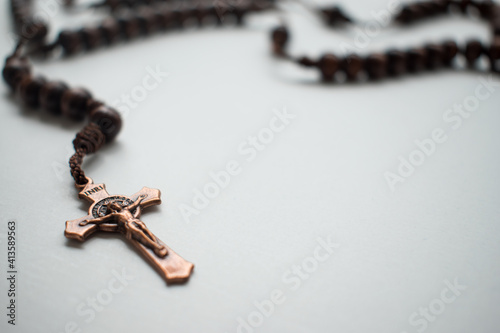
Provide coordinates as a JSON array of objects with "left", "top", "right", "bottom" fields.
[{"left": 79, "top": 194, "right": 168, "bottom": 258}]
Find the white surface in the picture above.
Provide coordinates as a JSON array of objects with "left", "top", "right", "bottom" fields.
[{"left": 1, "top": 1, "right": 500, "bottom": 333}]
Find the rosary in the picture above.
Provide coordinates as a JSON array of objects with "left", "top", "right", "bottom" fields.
[{"left": 3, "top": 0, "right": 499, "bottom": 285}]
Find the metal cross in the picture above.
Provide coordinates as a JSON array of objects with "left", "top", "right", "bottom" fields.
[{"left": 65, "top": 178, "right": 194, "bottom": 284}]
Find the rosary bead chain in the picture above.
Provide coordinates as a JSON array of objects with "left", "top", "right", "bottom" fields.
[
  {"left": 271, "top": 0, "right": 500, "bottom": 83},
  {"left": 35, "top": 1, "right": 275, "bottom": 57}
]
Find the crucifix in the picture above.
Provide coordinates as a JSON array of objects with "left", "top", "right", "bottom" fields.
[{"left": 65, "top": 178, "right": 194, "bottom": 284}]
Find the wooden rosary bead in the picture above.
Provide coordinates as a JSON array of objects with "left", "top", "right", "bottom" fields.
[
  {"left": 80, "top": 26, "right": 102, "bottom": 51},
  {"left": 2, "top": 56, "right": 31, "bottom": 90},
  {"left": 464, "top": 39, "right": 484, "bottom": 66},
  {"left": 318, "top": 54, "right": 339, "bottom": 82},
  {"left": 58, "top": 30, "right": 83, "bottom": 56},
  {"left": 17, "top": 75, "right": 46, "bottom": 108},
  {"left": 364, "top": 53, "right": 387, "bottom": 80},
  {"left": 137, "top": 9, "right": 159, "bottom": 36},
  {"left": 341, "top": 54, "right": 364, "bottom": 80},
  {"left": 425, "top": 43, "right": 444, "bottom": 69},
  {"left": 386, "top": 50, "right": 406, "bottom": 76},
  {"left": 297, "top": 56, "right": 317, "bottom": 67},
  {"left": 21, "top": 19, "right": 49, "bottom": 42},
  {"left": 442, "top": 40, "right": 458, "bottom": 66},
  {"left": 488, "top": 38, "right": 500, "bottom": 71},
  {"left": 99, "top": 18, "right": 121, "bottom": 45},
  {"left": 477, "top": 0, "right": 495, "bottom": 19},
  {"left": 39, "top": 81, "right": 69, "bottom": 115},
  {"left": 89, "top": 105, "right": 122, "bottom": 142},
  {"left": 271, "top": 26, "right": 289, "bottom": 56},
  {"left": 406, "top": 48, "right": 428, "bottom": 72},
  {"left": 61, "top": 88, "right": 93, "bottom": 121},
  {"left": 117, "top": 13, "right": 141, "bottom": 39},
  {"left": 320, "top": 6, "right": 352, "bottom": 26}
]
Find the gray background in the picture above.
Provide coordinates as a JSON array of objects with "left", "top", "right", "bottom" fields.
[{"left": 1, "top": 0, "right": 500, "bottom": 332}]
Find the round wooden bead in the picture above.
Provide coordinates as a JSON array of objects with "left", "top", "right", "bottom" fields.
[
  {"left": 442, "top": 40, "right": 458, "bottom": 66},
  {"left": 365, "top": 53, "right": 387, "bottom": 80},
  {"left": 80, "top": 26, "right": 102, "bottom": 51},
  {"left": 425, "top": 43, "right": 444, "bottom": 69},
  {"left": 464, "top": 40, "right": 483, "bottom": 66},
  {"left": 2, "top": 56, "right": 31, "bottom": 90},
  {"left": 117, "top": 13, "right": 140, "bottom": 39},
  {"left": 341, "top": 54, "right": 364, "bottom": 80},
  {"left": 99, "top": 18, "right": 121, "bottom": 45},
  {"left": 386, "top": 50, "right": 406, "bottom": 76},
  {"left": 137, "top": 9, "right": 159, "bottom": 35},
  {"left": 61, "top": 88, "right": 93, "bottom": 121},
  {"left": 297, "top": 56, "right": 317, "bottom": 67},
  {"left": 58, "top": 30, "right": 83, "bottom": 56},
  {"left": 17, "top": 75, "right": 46, "bottom": 108},
  {"left": 406, "top": 48, "right": 427, "bottom": 72},
  {"left": 39, "top": 81, "right": 69, "bottom": 115},
  {"left": 271, "top": 26, "right": 289, "bottom": 55},
  {"left": 89, "top": 105, "right": 122, "bottom": 142},
  {"left": 318, "top": 54, "right": 339, "bottom": 82},
  {"left": 21, "top": 19, "right": 48, "bottom": 42},
  {"left": 488, "top": 38, "right": 500, "bottom": 71},
  {"left": 477, "top": 0, "right": 495, "bottom": 19}
]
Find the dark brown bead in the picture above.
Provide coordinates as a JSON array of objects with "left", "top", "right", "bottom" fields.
[
  {"left": 61, "top": 88, "right": 93, "bottom": 121},
  {"left": 442, "top": 40, "right": 458, "bottom": 66},
  {"left": 365, "top": 53, "right": 387, "bottom": 80},
  {"left": 318, "top": 54, "right": 339, "bottom": 82},
  {"left": 20, "top": 19, "right": 48, "bottom": 42},
  {"left": 425, "top": 43, "right": 444, "bottom": 69},
  {"left": 99, "top": 18, "right": 121, "bottom": 44},
  {"left": 39, "top": 81, "right": 69, "bottom": 115},
  {"left": 464, "top": 39, "right": 483, "bottom": 66},
  {"left": 459, "top": 0, "right": 472, "bottom": 13},
  {"left": 320, "top": 6, "right": 352, "bottom": 26},
  {"left": 80, "top": 26, "right": 102, "bottom": 50},
  {"left": 297, "top": 56, "right": 317, "bottom": 67},
  {"left": 406, "top": 48, "right": 428, "bottom": 72},
  {"left": 17, "top": 75, "right": 46, "bottom": 108},
  {"left": 2, "top": 56, "right": 31, "bottom": 90},
  {"left": 58, "top": 30, "right": 83, "bottom": 56},
  {"left": 487, "top": 38, "right": 500, "bottom": 71},
  {"left": 477, "top": 0, "right": 495, "bottom": 19},
  {"left": 395, "top": 7, "right": 413, "bottom": 24},
  {"left": 341, "top": 54, "right": 364, "bottom": 80},
  {"left": 271, "top": 26, "right": 289, "bottom": 56},
  {"left": 89, "top": 105, "right": 122, "bottom": 142},
  {"left": 406, "top": 4, "right": 426, "bottom": 22},
  {"left": 386, "top": 50, "right": 406, "bottom": 76},
  {"left": 137, "top": 9, "right": 159, "bottom": 35},
  {"left": 117, "top": 13, "right": 140, "bottom": 39}
]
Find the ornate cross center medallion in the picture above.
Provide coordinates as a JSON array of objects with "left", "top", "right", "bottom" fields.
[{"left": 65, "top": 178, "right": 194, "bottom": 284}]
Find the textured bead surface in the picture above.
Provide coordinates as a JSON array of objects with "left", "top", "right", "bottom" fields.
[
  {"left": 406, "top": 48, "right": 427, "bottom": 72},
  {"left": 39, "top": 81, "right": 69, "bottom": 114},
  {"left": 58, "top": 30, "right": 83, "bottom": 56},
  {"left": 365, "top": 53, "right": 387, "bottom": 80},
  {"left": 2, "top": 56, "right": 31, "bottom": 90},
  {"left": 425, "top": 43, "right": 444, "bottom": 69},
  {"left": 442, "top": 40, "right": 458, "bottom": 66},
  {"left": 318, "top": 54, "right": 339, "bottom": 82},
  {"left": 386, "top": 50, "right": 406, "bottom": 76},
  {"left": 341, "top": 54, "right": 364, "bottom": 80},
  {"left": 89, "top": 105, "right": 122, "bottom": 142},
  {"left": 61, "top": 88, "right": 93, "bottom": 121},
  {"left": 464, "top": 40, "right": 483, "bottom": 66},
  {"left": 17, "top": 75, "right": 46, "bottom": 108}
]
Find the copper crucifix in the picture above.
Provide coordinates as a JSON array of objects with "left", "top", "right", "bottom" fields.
[{"left": 65, "top": 178, "right": 194, "bottom": 284}]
